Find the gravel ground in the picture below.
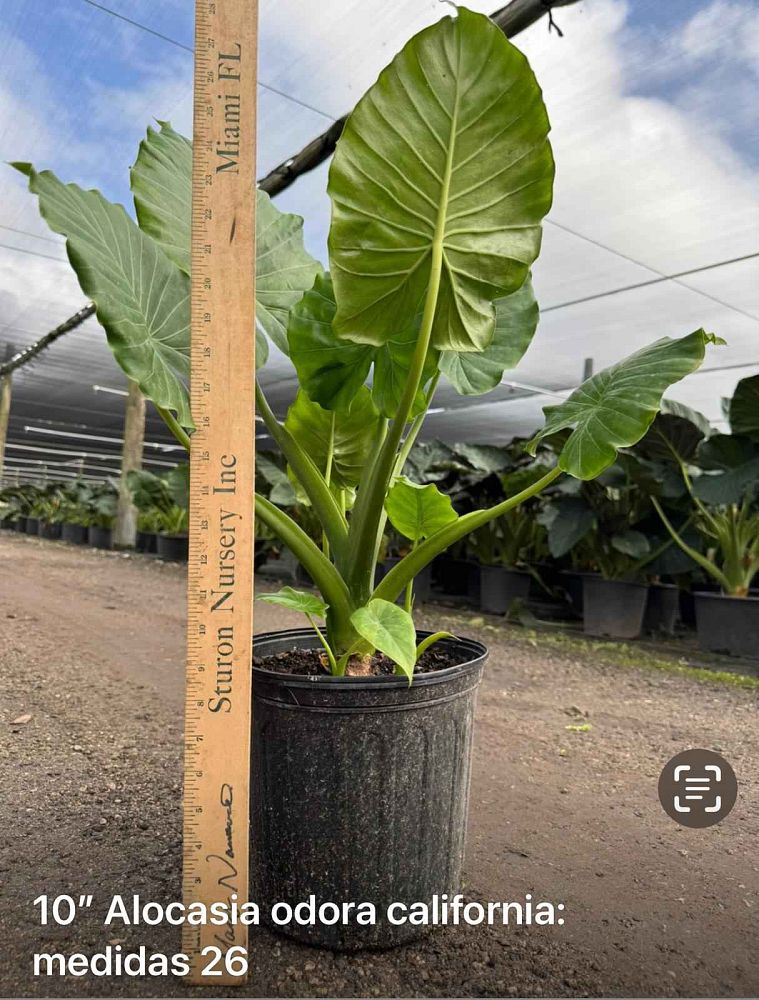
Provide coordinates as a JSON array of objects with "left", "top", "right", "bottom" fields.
[{"left": 0, "top": 532, "right": 757, "bottom": 998}]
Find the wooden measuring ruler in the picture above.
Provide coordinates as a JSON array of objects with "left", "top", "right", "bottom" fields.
[{"left": 183, "top": 0, "right": 258, "bottom": 985}]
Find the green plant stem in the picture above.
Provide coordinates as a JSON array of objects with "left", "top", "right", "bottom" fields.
[
  {"left": 255, "top": 494, "right": 354, "bottom": 620},
  {"left": 416, "top": 631, "right": 454, "bottom": 660},
  {"left": 375, "top": 467, "right": 563, "bottom": 603},
  {"left": 307, "top": 614, "right": 338, "bottom": 673},
  {"left": 322, "top": 412, "right": 335, "bottom": 559},
  {"left": 155, "top": 407, "right": 191, "bottom": 452},
  {"left": 651, "top": 496, "right": 732, "bottom": 592},
  {"left": 404, "top": 539, "right": 417, "bottom": 612},
  {"left": 255, "top": 381, "right": 348, "bottom": 559},
  {"left": 393, "top": 373, "right": 441, "bottom": 481}
]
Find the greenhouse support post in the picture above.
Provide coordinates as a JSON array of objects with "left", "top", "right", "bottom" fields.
[
  {"left": 0, "top": 344, "right": 15, "bottom": 478},
  {"left": 113, "top": 380, "right": 146, "bottom": 549}
]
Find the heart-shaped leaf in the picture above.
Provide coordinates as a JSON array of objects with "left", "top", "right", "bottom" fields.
[
  {"left": 729, "top": 373, "right": 759, "bottom": 442},
  {"left": 130, "top": 121, "right": 321, "bottom": 360},
  {"left": 328, "top": 8, "right": 554, "bottom": 352},
  {"left": 15, "top": 163, "right": 192, "bottom": 427},
  {"left": 610, "top": 529, "right": 649, "bottom": 558},
  {"left": 385, "top": 478, "right": 458, "bottom": 542},
  {"left": 258, "top": 586, "right": 328, "bottom": 619},
  {"left": 527, "top": 330, "right": 722, "bottom": 480},
  {"left": 350, "top": 599, "right": 416, "bottom": 681},
  {"left": 439, "top": 276, "right": 539, "bottom": 394},
  {"left": 284, "top": 387, "right": 382, "bottom": 490},
  {"left": 634, "top": 398, "right": 712, "bottom": 464}
]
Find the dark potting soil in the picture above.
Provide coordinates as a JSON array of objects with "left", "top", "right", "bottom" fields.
[{"left": 253, "top": 642, "right": 464, "bottom": 677}]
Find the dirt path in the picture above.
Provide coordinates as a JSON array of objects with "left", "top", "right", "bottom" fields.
[{"left": 1, "top": 533, "right": 757, "bottom": 998}]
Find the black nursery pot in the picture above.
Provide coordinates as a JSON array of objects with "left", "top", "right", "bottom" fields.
[
  {"left": 61, "top": 522, "right": 88, "bottom": 545},
  {"left": 694, "top": 592, "right": 759, "bottom": 659},
  {"left": 88, "top": 525, "right": 112, "bottom": 549},
  {"left": 251, "top": 627, "right": 487, "bottom": 951},
  {"left": 156, "top": 533, "right": 188, "bottom": 561},
  {"left": 583, "top": 576, "right": 648, "bottom": 639},
  {"left": 38, "top": 521, "right": 61, "bottom": 541},
  {"left": 479, "top": 565, "right": 530, "bottom": 615},
  {"left": 136, "top": 530, "right": 158, "bottom": 553},
  {"left": 0, "top": 517, "right": 14, "bottom": 530},
  {"left": 14, "top": 517, "right": 28, "bottom": 533},
  {"left": 378, "top": 557, "right": 432, "bottom": 603},
  {"left": 25, "top": 517, "right": 40, "bottom": 535},
  {"left": 643, "top": 583, "right": 680, "bottom": 636},
  {"left": 435, "top": 556, "right": 479, "bottom": 599}
]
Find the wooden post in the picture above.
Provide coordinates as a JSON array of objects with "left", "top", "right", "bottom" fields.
[
  {"left": 113, "top": 380, "right": 146, "bottom": 549},
  {"left": 0, "top": 345, "right": 15, "bottom": 483}
]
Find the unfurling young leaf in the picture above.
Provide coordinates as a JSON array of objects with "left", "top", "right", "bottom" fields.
[
  {"left": 385, "top": 478, "right": 458, "bottom": 542},
  {"left": 350, "top": 599, "right": 416, "bottom": 682}
]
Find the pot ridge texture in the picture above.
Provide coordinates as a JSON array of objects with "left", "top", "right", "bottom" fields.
[{"left": 250, "top": 627, "right": 487, "bottom": 950}]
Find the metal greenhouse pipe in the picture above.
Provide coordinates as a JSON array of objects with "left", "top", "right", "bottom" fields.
[
  {"left": 0, "top": 0, "right": 580, "bottom": 377},
  {"left": 258, "top": 0, "right": 582, "bottom": 196}
]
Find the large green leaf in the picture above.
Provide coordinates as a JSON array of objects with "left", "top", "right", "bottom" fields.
[
  {"left": 16, "top": 163, "right": 192, "bottom": 427},
  {"left": 131, "top": 120, "right": 192, "bottom": 272},
  {"left": 527, "top": 330, "right": 721, "bottom": 480},
  {"left": 287, "top": 272, "right": 437, "bottom": 417},
  {"left": 729, "top": 374, "right": 759, "bottom": 441},
  {"left": 328, "top": 9, "right": 554, "bottom": 352},
  {"left": 385, "top": 477, "right": 458, "bottom": 542},
  {"left": 258, "top": 586, "right": 329, "bottom": 619},
  {"left": 167, "top": 463, "right": 189, "bottom": 509},
  {"left": 539, "top": 498, "right": 595, "bottom": 558},
  {"left": 130, "top": 121, "right": 321, "bottom": 358},
  {"left": 635, "top": 398, "right": 712, "bottom": 464},
  {"left": 693, "top": 435, "right": 759, "bottom": 505},
  {"left": 610, "top": 529, "right": 649, "bottom": 558},
  {"left": 283, "top": 387, "right": 382, "bottom": 490},
  {"left": 439, "top": 277, "right": 539, "bottom": 394},
  {"left": 350, "top": 599, "right": 416, "bottom": 681},
  {"left": 288, "top": 272, "right": 373, "bottom": 410}
]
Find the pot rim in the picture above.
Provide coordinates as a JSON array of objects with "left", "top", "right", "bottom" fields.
[
  {"left": 252, "top": 626, "right": 487, "bottom": 690},
  {"left": 693, "top": 590, "right": 759, "bottom": 604},
  {"left": 584, "top": 574, "right": 647, "bottom": 589}
]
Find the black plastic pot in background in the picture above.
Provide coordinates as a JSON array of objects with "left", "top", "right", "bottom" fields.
[
  {"left": 25, "top": 517, "right": 39, "bottom": 536},
  {"left": 378, "top": 557, "right": 432, "bottom": 604},
  {"left": 156, "top": 533, "right": 188, "bottom": 561},
  {"left": 583, "top": 576, "right": 648, "bottom": 639},
  {"left": 435, "top": 557, "right": 475, "bottom": 599},
  {"left": 251, "top": 627, "right": 487, "bottom": 951},
  {"left": 559, "top": 570, "right": 584, "bottom": 617},
  {"left": 694, "top": 592, "right": 759, "bottom": 659},
  {"left": 0, "top": 517, "right": 14, "bottom": 530},
  {"left": 643, "top": 583, "right": 680, "bottom": 636},
  {"left": 479, "top": 565, "right": 531, "bottom": 615},
  {"left": 14, "top": 517, "right": 28, "bottom": 533},
  {"left": 136, "top": 530, "right": 158, "bottom": 553},
  {"left": 88, "top": 525, "right": 112, "bottom": 549},
  {"left": 61, "top": 522, "right": 88, "bottom": 545},
  {"left": 38, "top": 521, "right": 61, "bottom": 541}
]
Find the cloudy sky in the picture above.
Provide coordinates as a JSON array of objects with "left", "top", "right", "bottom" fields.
[{"left": 0, "top": 0, "right": 757, "bottom": 448}]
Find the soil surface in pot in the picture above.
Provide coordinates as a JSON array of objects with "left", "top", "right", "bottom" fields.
[
  {"left": 254, "top": 643, "right": 462, "bottom": 676},
  {"left": 1, "top": 535, "right": 758, "bottom": 998}
]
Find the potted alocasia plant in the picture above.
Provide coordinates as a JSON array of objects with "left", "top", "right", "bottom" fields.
[
  {"left": 651, "top": 374, "right": 759, "bottom": 657},
  {"left": 127, "top": 466, "right": 190, "bottom": 561},
  {"left": 17, "top": 9, "right": 719, "bottom": 948}
]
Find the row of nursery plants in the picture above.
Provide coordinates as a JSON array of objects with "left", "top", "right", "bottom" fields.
[
  {"left": 0, "top": 471, "right": 191, "bottom": 559},
  {"left": 12, "top": 7, "right": 735, "bottom": 948}
]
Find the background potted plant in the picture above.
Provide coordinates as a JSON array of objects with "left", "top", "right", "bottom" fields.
[
  {"left": 127, "top": 465, "right": 190, "bottom": 561},
  {"left": 651, "top": 375, "right": 759, "bottom": 657},
  {"left": 18, "top": 7, "right": 720, "bottom": 948},
  {"left": 57, "top": 481, "right": 94, "bottom": 545}
]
